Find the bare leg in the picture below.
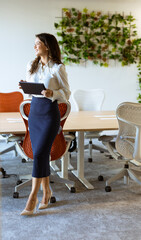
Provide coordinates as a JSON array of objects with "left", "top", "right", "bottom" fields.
[
  {"left": 41, "top": 176, "right": 52, "bottom": 204},
  {"left": 25, "top": 177, "right": 42, "bottom": 211}
]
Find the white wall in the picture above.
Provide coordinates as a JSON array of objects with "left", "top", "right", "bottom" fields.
[{"left": 1, "top": 0, "right": 141, "bottom": 110}]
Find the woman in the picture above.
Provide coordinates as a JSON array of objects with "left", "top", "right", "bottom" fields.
[{"left": 20, "top": 33, "right": 71, "bottom": 215}]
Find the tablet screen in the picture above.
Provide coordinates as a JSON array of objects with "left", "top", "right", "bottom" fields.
[{"left": 19, "top": 82, "right": 46, "bottom": 95}]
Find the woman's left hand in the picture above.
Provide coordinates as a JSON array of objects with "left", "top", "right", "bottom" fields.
[{"left": 41, "top": 89, "right": 53, "bottom": 98}]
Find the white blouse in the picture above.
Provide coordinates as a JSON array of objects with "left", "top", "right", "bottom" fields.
[{"left": 26, "top": 61, "right": 71, "bottom": 103}]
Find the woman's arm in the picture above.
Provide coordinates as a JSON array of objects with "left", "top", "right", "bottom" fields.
[
  {"left": 41, "top": 64, "right": 71, "bottom": 101},
  {"left": 52, "top": 64, "right": 71, "bottom": 102}
]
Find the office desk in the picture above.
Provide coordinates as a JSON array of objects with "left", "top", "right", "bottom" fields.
[{"left": 0, "top": 111, "right": 118, "bottom": 189}]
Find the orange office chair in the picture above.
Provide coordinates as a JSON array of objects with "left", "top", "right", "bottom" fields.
[
  {"left": 0, "top": 91, "right": 24, "bottom": 177},
  {"left": 13, "top": 99, "right": 75, "bottom": 200},
  {"left": 0, "top": 92, "right": 23, "bottom": 112}
]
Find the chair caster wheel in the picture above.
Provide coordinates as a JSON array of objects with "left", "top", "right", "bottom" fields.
[
  {"left": 13, "top": 192, "right": 19, "bottom": 198},
  {"left": 3, "top": 171, "right": 8, "bottom": 178},
  {"left": 50, "top": 196, "right": 56, "bottom": 203},
  {"left": 0, "top": 168, "right": 8, "bottom": 178},
  {"left": 16, "top": 180, "right": 22, "bottom": 185},
  {"left": 105, "top": 186, "right": 112, "bottom": 192},
  {"left": 88, "top": 158, "right": 92, "bottom": 162},
  {"left": 98, "top": 175, "right": 104, "bottom": 181},
  {"left": 22, "top": 158, "right": 26, "bottom": 163},
  {"left": 70, "top": 187, "right": 76, "bottom": 193},
  {"left": 50, "top": 180, "right": 54, "bottom": 184}
]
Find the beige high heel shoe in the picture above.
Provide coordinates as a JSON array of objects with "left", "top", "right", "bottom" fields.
[
  {"left": 20, "top": 198, "right": 39, "bottom": 216},
  {"left": 38, "top": 191, "right": 52, "bottom": 210}
]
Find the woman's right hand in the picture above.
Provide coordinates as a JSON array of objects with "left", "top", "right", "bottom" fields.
[{"left": 19, "top": 80, "right": 26, "bottom": 89}]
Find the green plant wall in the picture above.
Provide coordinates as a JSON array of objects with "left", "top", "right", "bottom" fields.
[{"left": 54, "top": 8, "right": 141, "bottom": 102}]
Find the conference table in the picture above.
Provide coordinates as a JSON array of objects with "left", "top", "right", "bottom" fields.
[{"left": 0, "top": 111, "right": 118, "bottom": 189}]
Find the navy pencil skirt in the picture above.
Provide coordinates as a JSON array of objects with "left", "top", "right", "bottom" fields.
[{"left": 28, "top": 97, "right": 60, "bottom": 178}]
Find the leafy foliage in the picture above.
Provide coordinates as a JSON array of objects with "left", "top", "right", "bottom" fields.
[{"left": 55, "top": 8, "right": 141, "bottom": 102}]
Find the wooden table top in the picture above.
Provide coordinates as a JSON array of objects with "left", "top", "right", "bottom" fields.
[
  {"left": 0, "top": 111, "right": 118, "bottom": 134},
  {"left": 64, "top": 111, "right": 118, "bottom": 132}
]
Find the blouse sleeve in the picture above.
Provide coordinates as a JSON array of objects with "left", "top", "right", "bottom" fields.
[
  {"left": 25, "top": 62, "right": 32, "bottom": 98},
  {"left": 51, "top": 64, "right": 71, "bottom": 103},
  {"left": 26, "top": 61, "right": 32, "bottom": 82}
]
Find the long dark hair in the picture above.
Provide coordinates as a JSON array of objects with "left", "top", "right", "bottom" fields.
[{"left": 29, "top": 33, "right": 62, "bottom": 74}]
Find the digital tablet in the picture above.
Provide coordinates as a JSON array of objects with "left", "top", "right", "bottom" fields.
[{"left": 19, "top": 81, "right": 46, "bottom": 95}]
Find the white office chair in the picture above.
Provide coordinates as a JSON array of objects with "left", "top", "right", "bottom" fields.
[
  {"left": 72, "top": 89, "right": 108, "bottom": 162},
  {"left": 103, "top": 102, "right": 141, "bottom": 192}
]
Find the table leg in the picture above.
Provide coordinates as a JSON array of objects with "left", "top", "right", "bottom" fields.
[
  {"left": 57, "top": 152, "right": 75, "bottom": 191},
  {"left": 72, "top": 131, "right": 94, "bottom": 189},
  {"left": 50, "top": 160, "right": 60, "bottom": 171}
]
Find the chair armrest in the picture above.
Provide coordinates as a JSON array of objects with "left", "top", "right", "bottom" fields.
[
  {"left": 64, "top": 134, "right": 75, "bottom": 142},
  {"left": 60, "top": 101, "right": 71, "bottom": 121},
  {"left": 99, "top": 135, "right": 116, "bottom": 142},
  {"left": 20, "top": 100, "right": 31, "bottom": 120},
  {"left": 7, "top": 135, "right": 24, "bottom": 143}
]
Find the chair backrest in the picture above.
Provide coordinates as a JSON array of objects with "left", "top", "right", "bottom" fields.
[
  {"left": 72, "top": 89, "right": 105, "bottom": 111},
  {"left": 20, "top": 100, "right": 33, "bottom": 159},
  {"left": 20, "top": 99, "right": 71, "bottom": 161},
  {"left": 50, "top": 102, "right": 71, "bottom": 160},
  {"left": 116, "top": 102, "right": 141, "bottom": 160},
  {"left": 0, "top": 92, "right": 23, "bottom": 112}
]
